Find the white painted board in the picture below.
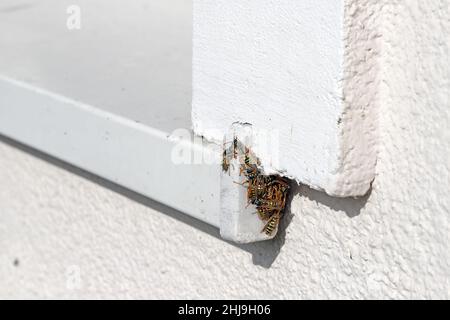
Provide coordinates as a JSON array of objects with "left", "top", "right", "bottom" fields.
[
  {"left": 0, "top": 0, "right": 192, "bottom": 133},
  {"left": 0, "top": 0, "right": 224, "bottom": 226},
  {"left": 193, "top": 0, "right": 378, "bottom": 197},
  {"left": 0, "top": 0, "right": 279, "bottom": 243},
  {"left": 0, "top": 76, "right": 221, "bottom": 227}
]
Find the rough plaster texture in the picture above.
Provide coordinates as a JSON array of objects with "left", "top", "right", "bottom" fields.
[
  {"left": 192, "top": 0, "right": 378, "bottom": 197},
  {"left": 1, "top": 0, "right": 450, "bottom": 299}
]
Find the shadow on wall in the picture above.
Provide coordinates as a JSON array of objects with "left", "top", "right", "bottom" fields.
[
  {"left": 0, "top": 135, "right": 371, "bottom": 269},
  {"left": 299, "top": 183, "right": 371, "bottom": 219},
  {"left": 236, "top": 183, "right": 371, "bottom": 268}
]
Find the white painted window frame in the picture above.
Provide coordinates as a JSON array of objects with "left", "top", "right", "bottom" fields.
[
  {"left": 0, "top": 76, "right": 222, "bottom": 227},
  {"left": 0, "top": 0, "right": 378, "bottom": 243}
]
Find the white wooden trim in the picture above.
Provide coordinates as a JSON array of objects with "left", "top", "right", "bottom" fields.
[
  {"left": 0, "top": 76, "right": 221, "bottom": 227},
  {"left": 193, "top": 0, "right": 379, "bottom": 197}
]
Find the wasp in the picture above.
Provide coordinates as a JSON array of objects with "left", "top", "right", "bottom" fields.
[
  {"left": 232, "top": 136, "right": 243, "bottom": 159},
  {"left": 223, "top": 136, "right": 243, "bottom": 160},
  {"left": 222, "top": 149, "right": 231, "bottom": 173},
  {"left": 222, "top": 136, "right": 243, "bottom": 173},
  {"left": 262, "top": 212, "right": 281, "bottom": 236},
  {"left": 258, "top": 199, "right": 285, "bottom": 210},
  {"left": 256, "top": 206, "right": 275, "bottom": 221},
  {"left": 247, "top": 186, "right": 264, "bottom": 206},
  {"left": 242, "top": 146, "right": 260, "bottom": 167},
  {"left": 239, "top": 164, "right": 259, "bottom": 181},
  {"left": 243, "top": 174, "right": 269, "bottom": 206},
  {"left": 266, "top": 176, "right": 290, "bottom": 190},
  {"left": 225, "top": 138, "right": 290, "bottom": 238},
  {"left": 252, "top": 175, "right": 270, "bottom": 197}
]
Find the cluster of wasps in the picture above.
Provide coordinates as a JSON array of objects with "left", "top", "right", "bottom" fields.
[{"left": 222, "top": 137, "right": 290, "bottom": 237}]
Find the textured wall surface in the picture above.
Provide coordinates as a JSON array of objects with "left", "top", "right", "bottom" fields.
[{"left": 1, "top": 0, "right": 450, "bottom": 299}]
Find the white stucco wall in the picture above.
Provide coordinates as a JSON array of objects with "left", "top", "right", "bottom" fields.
[{"left": 1, "top": 1, "right": 449, "bottom": 299}]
